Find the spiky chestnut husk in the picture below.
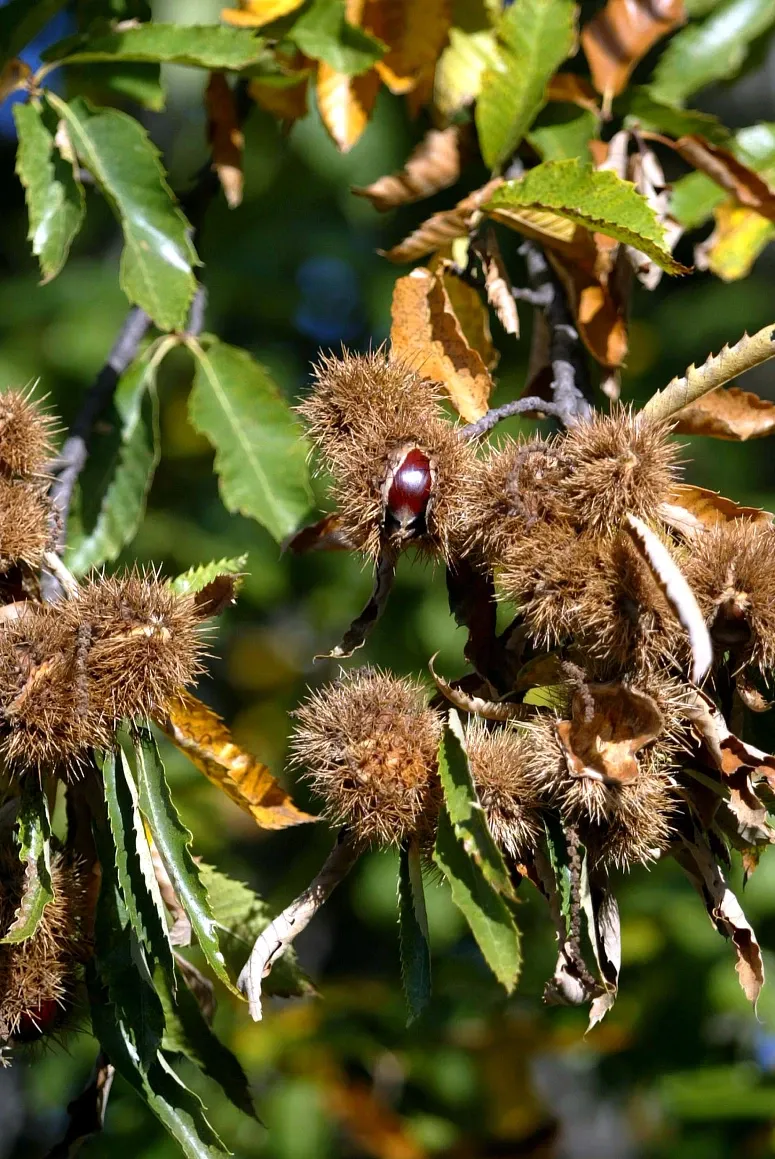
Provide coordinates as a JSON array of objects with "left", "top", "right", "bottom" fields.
[
  {"left": 289, "top": 667, "right": 441, "bottom": 846},
  {"left": 60, "top": 572, "right": 205, "bottom": 722},
  {"left": 0, "top": 847, "right": 90, "bottom": 1044},
  {"left": 458, "top": 436, "right": 568, "bottom": 565},
  {"left": 0, "top": 480, "right": 52, "bottom": 568},
  {"left": 0, "top": 605, "right": 113, "bottom": 772},
  {"left": 0, "top": 390, "right": 56, "bottom": 478},
  {"left": 554, "top": 408, "right": 679, "bottom": 536},
  {"left": 498, "top": 525, "right": 678, "bottom": 677},
  {"left": 298, "top": 351, "right": 474, "bottom": 561},
  {"left": 521, "top": 675, "right": 683, "bottom": 869},
  {"left": 682, "top": 521, "right": 775, "bottom": 671},
  {"left": 464, "top": 719, "right": 543, "bottom": 860}
]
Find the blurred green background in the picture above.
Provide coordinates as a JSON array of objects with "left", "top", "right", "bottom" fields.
[{"left": 3, "top": 2, "right": 775, "bottom": 1156}]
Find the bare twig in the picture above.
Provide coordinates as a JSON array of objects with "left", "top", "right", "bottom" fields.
[
  {"left": 238, "top": 830, "right": 362, "bottom": 1021},
  {"left": 460, "top": 396, "right": 568, "bottom": 440},
  {"left": 45, "top": 1051, "right": 115, "bottom": 1158}
]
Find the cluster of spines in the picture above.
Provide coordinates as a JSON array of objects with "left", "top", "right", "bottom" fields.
[
  {"left": 0, "top": 389, "right": 57, "bottom": 571},
  {"left": 298, "top": 350, "right": 475, "bottom": 561},
  {"left": 0, "top": 847, "right": 90, "bottom": 1045},
  {"left": 0, "top": 572, "right": 204, "bottom": 773}
]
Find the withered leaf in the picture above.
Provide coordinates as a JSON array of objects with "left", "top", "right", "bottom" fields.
[
  {"left": 433, "top": 256, "right": 497, "bottom": 369},
  {"left": 390, "top": 266, "right": 493, "bottom": 421},
  {"left": 284, "top": 512, "right": 352, "bottom": 553},
  {"left": 660, "top": 483, "right": 773, "bottom": 532},
  {"left": 221, "top": 0, "right": 305, "bottom": 26},
  {"left": 366, "top": 0, "right": 451, "bottom": 96},
  {"left": 673, "top": 386, "right": 775, "bottom": 441},
  {"left": 547, "top": 250, "right": 629, "bottom": 369},
  {"left": 160, "top": 691, "right": 317, "bottom": 830},
  {"left": 317, "top": 61, "right": 380, "bottom": 153},
  {"left": 193, "top": 574, "right": 239, "bottom": 619},
  {"left": 627, "top": 146, "right": 683, "bottom": 290},
  {"left": 581, "top": 0, "right": 686, "bottom": 99},
  {"left": 556, "top": 682, "right": 663, "bottom": 785},
  {"left": 205, "top": 72, "right": 244, "bottom": 209},
  {"left": 546, "top": 72, "right": 601, "bottom": 114},
  {"left": 476, "top": 228, "right": 519, "bottom": 336},
  {"left": 352, "top": 125, "right": 468, "bottom": 211},
  {"left": 676, "top": 829, "right": 764, "bottom": 1006},
  {"left": 682, "top": 686, "right": 775, "bottom": 784},
  {"left": 673, "top": 136, "right": 775, "bottom": 223},
  {"left": 381, "top": 178, "right": 502, "bottom": 264}
]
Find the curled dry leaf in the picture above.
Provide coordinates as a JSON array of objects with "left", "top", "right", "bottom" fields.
[
  {"left": 673, "top": 386, "right": 775, "bottom": 441},
  {"left": 675, "top": 829, "right": 764, "bottom": 1006},
  {"left": 159, "top": 690, "right": 317, "bottom": 830},
  {"left": 381, "top": 178, "right": 502, "bottom": 264},
  {"left": 660, "top": 483, "right": 772, "bottom": 533},
  {"left": 627, "top": 146, "right": 683, "bottom": 290},
  {"left": 556, "top": 683, "right": 664, "bottom": 785},
  {"left": 583, "top": 876, "right": 621, "bottom": 1031},
  {"left": 284, "top": 512, "right": 352, "bottom": 553},
  {"left": 432, "top": 257, "right": 497, "bottom": 369},
  {"left": 221, "top": 0, "right": 305, "bottom": 26},
  {"left": 546, "top": 72, "right": 601, "bottom": 114},
  {"left": 682, "top": 685, "right": 775, "bottom": 785},
  {"left": 547, "top": 250, "right": 629, "bottom": 369},
  {"left": 428, "top": 654, "right": 536, "bottom": 722},
  {"left": 624, "top": 514, "right": 713, "bottom": 683},
  {"left": 673, "top": 136, "right": 775, "bottom": 223},
  {"left": 317, "top": 61, "right": 380, "bottom": 153},
  {"left": 581, "top": 0, "right": 686, "bottom": 99},
  {"left": 366, "top": 0, "right": 451, "bottom": 95},
  {"left": 695, "top": 201, "right": 775, "bottom": 283},
  {"left": 475, "top": 228, "right": 520, "bottom": 336},
  {"left": 205, "top": 73, "right": 244, "bottom": 209},
  {"left": 352, "top": 124, "right": 468, "bottom": 212},
  {"left": 389, "top": 266, "right": 493, "bottom": 421}
]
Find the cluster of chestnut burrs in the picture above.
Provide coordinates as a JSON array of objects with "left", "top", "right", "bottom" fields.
[{"left": 241, "top": 349, "right": 775, "bottom": 1018}]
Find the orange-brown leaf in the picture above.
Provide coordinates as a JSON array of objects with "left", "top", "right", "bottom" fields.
[
  {"left": 432, "top": 256, "right": 497, "bottom": 369},
  {"left": 673, "top": 136, "right": 775, "bottom": 222},
  {"left": 285, "top": 512, "right": 353, "bottom": 553},
  {"left": 546, "top": 71, "right": 601, "bottom": 113},
  {"left": 381, "top": 177, "right": 502, "bottom": 263},
  {"left": 352, "top": 124, "right": 468, "bottom": 211},
  {"left": 556, "top": 684, "right": 663, "bottom": 785},
  {"left": 317, "top": 62, "right": 380, "bottom": 152},
  {"left": 547, "top": 252, "right": 628, "bottom": 368},
  {"left": 365, "top": 0, "right": 451, "bottom": 95},
  {"left": 390, "top": 267, "right": 493, "bottom": 421},
  {"left": 477, "top": 228, "right": 519, "bottom": 336},
  {"left": 221, "top": 0, "right": 305, "bottom": 27},
  {"left": 161, "top": 691, "right": 317, "bottom": 830},
  {"left": 661, "top": 483, "right": 773, "bottom": 531},
  {"left": 249, "top": 56, "right": 311, "bottom": 127},
  {"left": 673, "top": 386, "right": 775, "bottom": 441},
  {"left": 581, "top": 0, "right": 686, "bottom": 98},
  {"left": 205, "top": 72, "right": 244, "bottom": 209}
]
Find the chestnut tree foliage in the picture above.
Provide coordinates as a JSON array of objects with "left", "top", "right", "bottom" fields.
[{"left": 2, "top": 0, "right": 775, "bottom": 1153}]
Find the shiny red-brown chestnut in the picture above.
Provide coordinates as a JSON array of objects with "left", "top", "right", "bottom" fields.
[
  {"left": 385, "top": 448, "right": 433, "bottom": 536},
  {"left": 12, "top": 998, "right": 61, "bottom": 1043}
]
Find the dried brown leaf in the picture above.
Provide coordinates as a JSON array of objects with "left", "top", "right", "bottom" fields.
[
  {"left": 365, "top": 0, "right": 451, "bottom": 95},
  {"left": 546, "top": 72, "right": 601, "bottom": 113},
  {"left": 205, "top": 73, "right": 244, "bottom": 208},
  {"left": 674, "top": 136, "right": 775, "bottom": 223},
  {"left": 547, "top": 251, "right": 629, "bottom": 368},
  {"left": 160, "top": 691, "right": 317, "bottom": 830},
  {"left": 581, "top": 0, "right": 686, "bottom": 98},
  {"left": 352, "top": 125, "right": 468, "bottom": 211},
  {"left": 284, "top": 512, "right": 352, "bottom": 553},
  {"left": 661, "top": 483, "right": 773, "bottom": 531},
  {"left": 389, "top": 266, "right": 493, "bottom": 421},
  {"left": 317, "top": 61, "right": 380, "bottom": 153},
  {"left": 381, "top": 178, "right": 502, "bottom": 264},
  {"left": 556, "top": 683, "right": 663, "bottom": 786},
  {"left": 433, "top": 257, "right": 497, "bottom": 369},
  {"left": 477, "top": 228, "right": 519, "bottom": 336},
  {"left": 673, "top": 386, "right": 775, "bottom": 441}
]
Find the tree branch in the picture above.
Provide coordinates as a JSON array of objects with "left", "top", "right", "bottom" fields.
[{"left": 460, "top": 396, "right": 567, "bottom": 440}]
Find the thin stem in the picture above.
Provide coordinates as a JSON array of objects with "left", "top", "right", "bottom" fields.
[
  {"left": 238, "top": 830, "right": 362, "bottom": 1021},
  {"left": 460, "top": 396, "right": 567, "bottom": 440}
]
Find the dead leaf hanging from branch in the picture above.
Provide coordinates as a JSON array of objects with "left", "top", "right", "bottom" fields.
[
  {"left": 672, "top": 386, "right": 775, "bottom": 440},
  {"left": 205, "top": 73, "right": 244, "bottom": 209},
  {"left": 352, "top": 125, "right": 469, "bottom": 211},
  {"left": 581, "top": 0, "right": 686, "bottom": 99}
]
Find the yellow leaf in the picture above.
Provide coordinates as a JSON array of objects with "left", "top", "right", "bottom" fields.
[
  {"left": 697, "top": 200, "right": 775, "bottom": 282},
  {"left": 160, "top": 691, "right": 318, "bottom": 830},
  {"left": 221, "top": 0, "right": 305, "bottom": 27},
  {"left": 390, "top": 266, "right": 493, "bottom": 421},
  {"left": 431, "top": 254, "right": 497, "bottom": 369},
  {"left": 249, "top": 69, "right": 311, "bottom": 127},
  {"left": 434, "top": 27, "right": 498, "bottom": 120},
  {"left": 365, "top": 0, "right": 451, "bottom": 95},
  {"left": 316, "top": 62, "right": 380, "bottom": 152}
]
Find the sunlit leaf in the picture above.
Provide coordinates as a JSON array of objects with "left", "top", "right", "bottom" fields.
[
  {"left": 13, "top": 100, "right": 84, "bottom": 284},
  {"left": 581, "top": 0, "right": 685, "bottom": 98},
  {"left": 44, "top": 23, "right": 273, "bottom": 70},
  {"left": 47, "top": 94, "right": 198, "bottom": 331},
  {"left": 316, "top": 59, "right": 380, "bottom": 151},
  {"left": 367, "top": 0, "right": 451, "bottom": 95},
  {"left": 651, "top": 0, "right": 775, "bottom": 105},
  {"left": 476, "top": 0, "right": 577, "bottom": 170},
  {"left": 130, "top": 728, "right": 239, "bottom": 996},
  {"left": 159, "top": 690, "right": 317, "bottom": 830},
  {"left": 673, "top": 385, "right": 775, "bottom": 439},
  {"left": 434, "top": 26, "right": 498, "bottom": 121},
  {"left": 221, "top": 0, "right": 305, "bottom": 27},
  {"left": 352, "top": 125, "right": 468, "bottom": 211},
  {"left": 187, "top": 335, "right": 312, "bottom": 542},
  {"left": 1, "top": 780, "right": 53, "bottom": 945},
  {"left": 381, "top": 178, "right": 502, "bottom": 263},
  {"left": 486, "top": 159, "right": 690, "bottom": 274}
]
